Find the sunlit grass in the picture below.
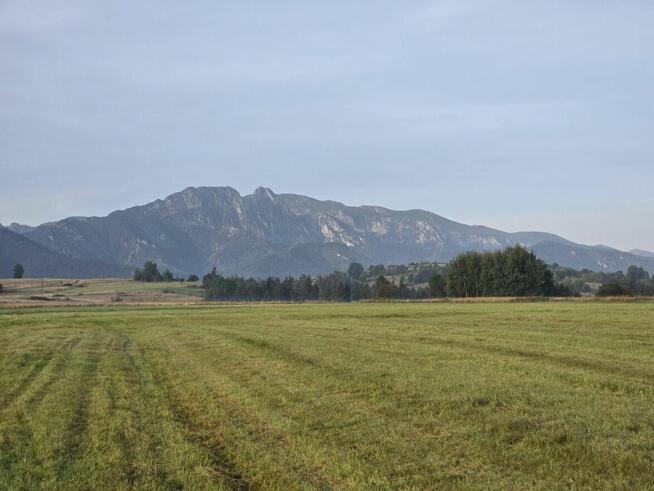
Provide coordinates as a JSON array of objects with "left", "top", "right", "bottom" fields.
[{"left": 1, "top": 302, "right": 653, "bottom": 489}]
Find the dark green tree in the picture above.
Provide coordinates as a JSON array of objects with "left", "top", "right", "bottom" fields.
[
  {"left": 596, "top": 282, "right": 627, "bottom": 297},
  {"left": 319, "top": 272, "right": 351, "bottom": 301},
  {"left": 13, "top": 263, "right": 24, "bottom": 279},
  {"left": 446, "top": 246, "right": 557, "bottom": 298},
  {"left": 397, "top": 277, "right": 410, "bottom": 298},
  {"left": 374, "top": 275, "right": 394, "bottom": 299},
  {"left": 141, "top": 261, "right": 162, "bottom": 282},
  {"left": 347, "top": 262, "right": 365, "bottom": 281},
  {"left": 350, "top": 280, "right": 371, "bottom": 301},
  {"left": 446, "top": 252, "right": 482, "bottom": 297},
  {"left": 368, "top": 264, "right": 386, "bottom": 276},
  {"left": 502, "top": 246, "right": 554, "bottom": 296},
  {"left": 625, "top": 265, "right": 650, "bottom": 295},
  {"left": 428, "top": 273, "right": 446, "bottom": 297},
  {"left": 162, "top": 269, "right": 174, "bottom": 282}
]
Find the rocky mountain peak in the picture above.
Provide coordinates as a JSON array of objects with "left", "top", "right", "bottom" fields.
[
  {"left": 8, "top": 186, "right": 654, "bottom": 277},
  {"left": 252, "top": 187, "right": 277, "bottom": 201}
]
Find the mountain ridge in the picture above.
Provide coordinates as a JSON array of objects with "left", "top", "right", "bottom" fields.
[
  {"left": 630, "top": 249, "right": 654, "bottom": 259},
  {"left": 0, "top": 226, "right": 131, "bottom": 278},
  {"left": 3, "top": 186, "right": 653, "bottom": 277}
]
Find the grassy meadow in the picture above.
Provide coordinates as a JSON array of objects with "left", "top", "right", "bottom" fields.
[
  {"left": 0, "top": 278, "right": 205, "bottom": 307},
  {"left": 1, "top": 302, "right": 653, "bottom": 489}
]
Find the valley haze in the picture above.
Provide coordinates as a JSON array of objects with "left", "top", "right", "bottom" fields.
[{"left": 2, "top": 186, "right": 653, "bottom": 278}]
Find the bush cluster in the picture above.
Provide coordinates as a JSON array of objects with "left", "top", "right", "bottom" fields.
[{"left": 595, "top": 266, "right": 654, "bottom": 297}]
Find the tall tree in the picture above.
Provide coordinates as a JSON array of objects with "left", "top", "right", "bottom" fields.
[
  {"left": 347, "top": 262, "right": 364, "bottom": 281},
  {"left": 374, "top": 275, "right": 394, "bottom": 299},
  {"left": 446, "top": 252, "right": 482, "bottom": 297},
  {"left": 141, "top": 261, "right": 162, "bottom": 282},
  {"left": 428, "top": 273, "right": 446, "bottom": 297},
  {"left": 13, "top": 263, "right": 24, "bottom": 279},
  {"left": 625, "top": 265, "right": 650, "bottom": 295}
]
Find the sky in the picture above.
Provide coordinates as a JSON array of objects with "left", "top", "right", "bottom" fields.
[{"left": 1, "top": 1, "right": 653, "bottom": 251}]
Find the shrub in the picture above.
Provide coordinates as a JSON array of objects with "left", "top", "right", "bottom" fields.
[{"left": 596, "top": 282, "right": 627, "bottom": 297}]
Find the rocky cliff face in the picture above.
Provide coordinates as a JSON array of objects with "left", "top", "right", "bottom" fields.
[{"left": 12, "top": 186, "right": 654, "bottom": 277}]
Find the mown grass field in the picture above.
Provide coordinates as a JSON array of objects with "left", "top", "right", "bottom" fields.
[
  {"left": 0, "top": 278, "right": 205, "bottom": 307},
  {"left": 1, "top": 302, "right": 653, "bottom": 489}
]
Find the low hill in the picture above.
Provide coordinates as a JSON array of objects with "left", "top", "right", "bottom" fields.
[{"left": 0, "top": 226, "right": 132, "bottom": 278}]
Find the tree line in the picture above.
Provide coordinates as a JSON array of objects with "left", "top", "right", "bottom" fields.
[
  {"left": 595, "top": 266, "right": 654, "bottom": 296},
  {"left": 202, "top": 268, "right": 432, "bottom": 302},
  {"left": 552, "top": 263, "right": 654, "bottom": 297},
  {"left": 201, "top": 246, "right": 571, "bottom": 301},
  {"left": 4, "top": 250, "right": 650, "bottom": 299},
  {"left": 126, "top": 246, "right": 653, "bottom": 302}
]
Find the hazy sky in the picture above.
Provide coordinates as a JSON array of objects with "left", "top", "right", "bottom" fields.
[{"left": 1, "top": 1, "right": 653, "bottom": 251}]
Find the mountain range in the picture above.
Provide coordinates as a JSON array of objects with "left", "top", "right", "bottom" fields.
[
  {"left": 0, "top": 227, "right": 132, "bottom": 278},
  {"left": 629, "top": 249, "right": 654, "bottom": 259},
  {"left": 2, "top": 186, "right": 653, "bottom": 278}
]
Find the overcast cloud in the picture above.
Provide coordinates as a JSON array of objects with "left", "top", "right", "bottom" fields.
[{"left": 1, "top": 1, "right": 653, "bottom": 250}]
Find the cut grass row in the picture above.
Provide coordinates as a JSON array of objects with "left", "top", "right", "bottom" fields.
[{"left": 1, "top": 302, "right": 653, "bottom": 489}]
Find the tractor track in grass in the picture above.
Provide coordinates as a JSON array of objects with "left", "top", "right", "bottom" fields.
[
  {"left": 164, "top": 393, "right": 250, "bottom": 491},
  {"left": 0, "top": 335, "right": 83, "bottom": 416},
  {"left": 220, "top": 324, "right": 654, "bottom": 394},
  {"left": 161, "top": 389, "right": 250, "bottom": 488},
  {"left": 2, "top": 303, "right": 654, "bottom": 489},
  {"left": 112, "top": 335, "right": 140, "bottom": 487},
  {"left": 1, "top": 355, "right": 53, "bottom": 410},
  {"left": 431, "top": 337, "right": 654, "bottom": 384},
  {"left": 139, "top": 345, "right": 251, "bottom": 491},
  {"left": 147, "top": 336, "right": 347, "bottom": 490},
  {"left": 54, "top": 331, "right": 107, "bottom": 478},
  {"left": 0, "top": 334, "right": 88, "bottom": 482},
  {"left": 113, "top": 333, "right": 187, "bottom": 488}
]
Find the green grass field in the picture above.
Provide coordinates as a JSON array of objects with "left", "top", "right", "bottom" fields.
[
  {"left": 1, "top": 302, "right": 653, "bottom": 489},
  {"left": 1, "top": 278, "right": 205, "bottom": 297}
]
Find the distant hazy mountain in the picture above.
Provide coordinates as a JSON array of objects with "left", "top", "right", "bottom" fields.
[
  {"left": 630, "top": 249, "right": 654, "bottom": 259},
  {"left": 6, "top": 222, "right": 35, "bottom": 235},
  {"left": 530, "top": 241, "right": 654, "bottom": 272},
  {"left": 0, "top": 226, "right": 131, "bottom": 278},
  {"left": 6, "top": 186, "right": 654, "bottom": 277}
]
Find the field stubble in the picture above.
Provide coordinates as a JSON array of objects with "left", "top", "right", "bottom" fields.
[{"left": 0, "top": 302, "right": 653, "bottom": 489}]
